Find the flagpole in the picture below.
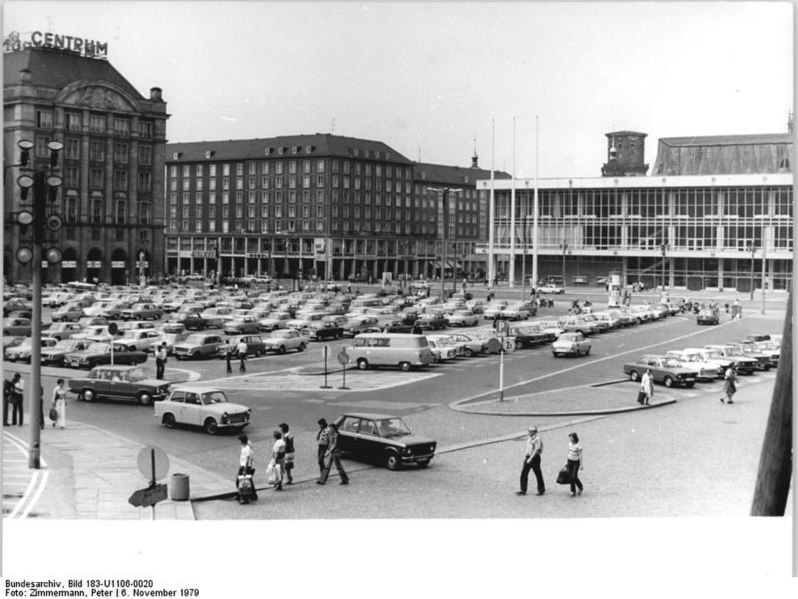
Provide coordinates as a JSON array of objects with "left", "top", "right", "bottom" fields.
[
  {"left": 509, "top": 117, "right": 516, "bottom": 288},
  {"left": 488, "top": 118, "right": 496, "bottom": 288},
  {"left": 532, "top": 115, "right": 540, "bottom": 292}
]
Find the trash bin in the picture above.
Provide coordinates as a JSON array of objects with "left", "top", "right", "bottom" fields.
[{"left": 170, "top": 473, "right": 190, "bottom": 501}]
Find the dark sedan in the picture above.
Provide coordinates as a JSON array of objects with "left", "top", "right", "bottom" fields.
[
  {"left": 171, "top": 309, "right": 211, "bottom": 331},
  {"left": 511, "top": 324, "right": 556, "bottom": 348},
  {"left": 333, "top": 413, "right": 437, "bottom": 470},
  {"left": 41, "top": 338, "right": 93, "bottom": 366},
  {"left": 415, "top": 313, "right": 448, "bottom": 331},
  {"left": 68, "top": 365, "right": 170, "bottom": 406},
  {"left": 302, "top": 321, "right": 343, "bottom": 341},
  {"left": 63, "top": 341, "right": 149, "bottom": 369},
  {"left": 623, "top": 355, "right": 697, "bottom": 388}
]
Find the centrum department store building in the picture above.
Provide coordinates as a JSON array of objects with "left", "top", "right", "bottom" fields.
[{"left": 480, "top": 129, "right": 794, "bottom": 292}]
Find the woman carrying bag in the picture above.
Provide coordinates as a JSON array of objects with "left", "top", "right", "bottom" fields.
[
  {"left": 566, "top": 432, "right": 584, "bottom": 497},
  {"left": 51, "top": 378, "right": 67, "bottom": 429}
]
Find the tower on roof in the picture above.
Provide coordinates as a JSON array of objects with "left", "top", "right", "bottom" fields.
[
  {"left": 471, "top": 135, "right": 479, "bottom": 169},
  {"left": 601, "top": 130, "right": 649, "bottom": 177}
]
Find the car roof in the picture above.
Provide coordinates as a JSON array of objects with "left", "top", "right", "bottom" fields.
[
  {"left": 169, "top": 386, "right": 224, "bottom": 393},
  {"left": 91, "top": 364, "right": 140, "bottom": 371},
  {"left": 338, "top": 412, "right": 398, "bottom": 420}
]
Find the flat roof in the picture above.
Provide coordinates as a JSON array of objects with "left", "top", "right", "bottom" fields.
[{"left": 477, "top": 172, "right": 792, "bottom": 190}]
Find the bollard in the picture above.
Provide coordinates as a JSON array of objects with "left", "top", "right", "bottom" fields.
[{"left": 170, "top": 473, "right": 190, "bottom": 501}]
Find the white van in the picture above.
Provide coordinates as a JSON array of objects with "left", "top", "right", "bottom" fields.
[{"left": 348, "top": 333, "right": 434, "bottom": 371}]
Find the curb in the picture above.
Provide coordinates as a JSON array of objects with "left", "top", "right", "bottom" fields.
[{"left": 449, "top": 398, "right": 678, "bottom": 417}]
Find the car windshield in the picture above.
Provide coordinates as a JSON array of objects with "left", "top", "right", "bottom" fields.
[
  {"left": 87, "top": 342, "right": 109, "bottom": 352},
  {"left": 377, "top": 418, "right": 412, "bottom": 437},
  {"left": 725, "top": 347, "right": 744, "bottom": 356},
  {"left": 125, "top": 367, "right": 147, "bottom": 381},
  {"left": 185, "top": 334, "right": 206, "bottom": 344},
  {"left": 663, "top": 358, "right": 682, "bottom": 368},
  {"left": 705, "top": 351, "right": 723, "bottom": 359},
  {"left": 201, "top": 391, "right": 228, "bottom": 405},
  {"left": 54, "top": 340, "right": 77, "bottom": 350}
]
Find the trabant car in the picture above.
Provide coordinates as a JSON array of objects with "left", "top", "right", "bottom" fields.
[
  {"left": 333, "top": 413, "right": 436, "bottom": 470},
  {"left": 623, "top": 355, "right": 697, "bottom": 388},
  {"left": 552, "top": 332, "right": 592, "bottom": 357},
  {"left": 154, "top": 386, "right": 251, "bottom": 434},
  {"left": 538, "top": 283, "right": 564, "bottom": 294},
  {"left": 68, "top": 364, "right": 169, "bottom": 405}
]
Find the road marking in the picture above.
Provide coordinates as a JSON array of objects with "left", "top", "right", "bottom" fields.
[
  {"left": 194, "top": 369, "right": 443, "bottom": 392},
  {"left": 3, "top": 430, "right": 48, "bottom": 519}
]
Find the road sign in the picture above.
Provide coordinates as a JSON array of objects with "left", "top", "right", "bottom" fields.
[
  {"left": 502, "top": 337, "right": 517, "bottom": 352},
  {"left": 337, "top": 348, "right": 350, "bottom": 366},
  {"left": 137, "top": 446, "right": 170, "bottom": 482},
  {"left": 495, "top": 319, "right": 509, "bottom": 335},
  {"left": 487, "top": 338, "right": 502, "bottom": 353},
  {"left": 108, "top": 322, "right": 118, "bottom": 336},
  {"left": 128, "top": 483, "right": 168, "bottom": 508},
  {"left": 322, "top": 344, "right": 330, "bottom": 359}
]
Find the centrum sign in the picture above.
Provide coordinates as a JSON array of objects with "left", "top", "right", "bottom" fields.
[{"left": 3, "top": 30, "right": 108, "bottom": 59}]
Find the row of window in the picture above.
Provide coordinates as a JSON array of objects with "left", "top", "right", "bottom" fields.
[
  {"left": 61, "top": 227, "right": 151, "bottom": 243},
  {"left": 171, "top": 173, "right": 414, "bottom": 194},
  {"left": 170, "top": 160, "right": 412, "bottom": 179},
  {"left": 497, "top": 187, "right": 793, "bottom": 218},
  {"left": 59, "top": 197, "right": 152, "bottom": 225},
  {"left": 62, "top": 169, "right": 153, "bottom": 192},
  {"left": 62, "top": 138, "right": 153, "bottom": 165},
  {"left": 36, "top": 109, "right": 154, "bottom": 138}
]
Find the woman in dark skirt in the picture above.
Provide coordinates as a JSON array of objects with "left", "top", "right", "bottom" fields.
[{"left": 722, "top": 366, "right": 737, "bottom": 404}]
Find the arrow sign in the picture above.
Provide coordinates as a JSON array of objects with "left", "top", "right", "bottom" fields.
[{"left": 128, "top": 483, "right": 168, "bottom": 508}]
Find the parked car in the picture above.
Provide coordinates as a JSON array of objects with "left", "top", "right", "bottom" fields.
[
  {"left": 726, "top": 342, "right": 772, "bottom": 371},
  {"left": 68, "top": 365, "right": 170, "bottom": 405},
  {"left": 704, "top": 344, "right": 759, "bottom": 375},
  {"left": 44, "top": 321, "right": 85, "bottom": 340},
  {"left": 116, "top": 329, "right": 162, "bottom": 352},
  {"left": 681, "top": 347, "right": 734, "bottom": 374},
  {"left": 483, "top": 300, "right": 509, "bottom": 319},
  {"left": 199, "top": 307, "right": 236, "bottom": 327},
  {"left": 340, "top": 316, "right": 381, "bottom": 338},
  {"left": 2, "top": 317, "right": 32, "bottom": 337},
  {"left": 223, "top": 335, "right": 267, "bottom": 357},
  {"left": 171, "top": 307, "right": 211, "bottom": 331},
  {"left": 154, "top": 386, "right": 251, "bottom": 434},
  {"left": 50, "top": 303, "right": 84, "bottom": 322},
  {"left": 552, "top": 332, "right": 592, "bottom": 357},
  {"left": 511, "top": 324, "right": 556, "bottom": 348},
  {"left": 77, "top": 316, "right": 109, "bottom": 328},
  {"left": 622, "top": 355, "right": 697, "bottom": 388},
  {"left": 302, "top": 320, "right": 343, "bottom": 341},
  {"left": 538, "top": 283, "right": 564, "bottom": 294},
  {"left": 415, "top": 312, "right": 448, "bottom": 331},
  {"left": 444, "top": 309, "right": 479, "bottom": 327},
  {"left": 64, "top": 341, "right": 149, "bottom": 369},
  {"left": 431, "top": 333, "right": 487, "bottom": 358},
  {"left": 121, "top": 303, "right": 164, "bottom": 321},
  {"left": 223, "top": 317, "right": 261, "bottom": 335},
  {"left": 262, "top": 329, "right": 309, "bottom": 354},
  {"left": 742, "top": 339, "right": 780, "bottom": 367},
  {"left": 4, "top": 336, "right": 59, "bottom": 362},
  {"left": 333, "top": 412, "right": 437, "bottom": 470},
  {"left": 257, "top": 311, "right": 293, "bottom": 332},
  {"left": 172, "top": 333, "right": 225, "bottom": 360},
  {"left": 147, "top": 332, "right": 191, "bottom": 355},
  {"left": 558, "top": 315, "right": 600, "bottom": 336},
  {"left": 664, "top": 350, "right": 720, "bottom": 381},
  {"left": 41, "top": 338, "right": 93, "bottom": 366},
  {"left": 427, "top": 338, "right": 459, "bottom": 362},
  {"left": 502, "top": 302, "right": 537, "bottom": 321}
]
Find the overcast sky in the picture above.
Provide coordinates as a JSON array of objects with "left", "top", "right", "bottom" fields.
[{"left": 2, "top": 1, "right": 793, "bottom": 178}]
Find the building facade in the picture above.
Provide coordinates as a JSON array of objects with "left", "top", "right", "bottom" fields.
[
  {"left": 480, "top": 128, "right": 794, "bottom": 292},
  {"left": 3, "top": 45, "right": 169, "bottom": 285},
  {"left": 164, "top": 135, "right": 507, "bottom": 284}
]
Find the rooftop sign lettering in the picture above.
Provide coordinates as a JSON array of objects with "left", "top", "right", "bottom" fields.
[{"left": 3, "top": 30, "right": 108, "bottom": 59}]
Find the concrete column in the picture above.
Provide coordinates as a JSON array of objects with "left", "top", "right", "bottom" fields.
[{"left": 718, "top": 258, "right": 724, "bottom": 291}]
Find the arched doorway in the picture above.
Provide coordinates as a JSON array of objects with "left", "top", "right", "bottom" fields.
[
  {"left": 61, "top": 247, "right": 78, "bottom": 283},
  {"left": 111, "top": 248, "right": 127, "bottom": 286},
  {"left": 86, "top": 248, "right": 103, "bottom": 283}
]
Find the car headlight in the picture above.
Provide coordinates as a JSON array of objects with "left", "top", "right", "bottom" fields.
[
  {"left": 404, "top": 448, "right": 413, "bottom": 455},
  {"left": 221, "top": 412, "right": 229, "bottom": 424}
]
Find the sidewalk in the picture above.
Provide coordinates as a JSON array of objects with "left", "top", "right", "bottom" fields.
[{"left": 3, "top": 419, "right": 231, "bottom": 520}]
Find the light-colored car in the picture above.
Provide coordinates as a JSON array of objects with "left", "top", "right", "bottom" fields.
[
  {"left": 173, "top": 333, "right": 226, "bottom": 360},
  {"left": 154, "top": 386, "right": 252, "bottom": 434},
  {"left": 483, "top": 300, "right": 509, "bottom": 319},
  {"left": 199, "top": 307, "right": 236, "bottom": 327},
  {"left": 681, "top": 347, "right": 734, "bottom": 375},
  {"left": 68, "top": 364, "right": 169, "bottom": 406},
  {"left": 427, "top": 338, "right": 459, "bottom": 362},
  {"left": 120, "top": 302, "right": 163, "bottom": 321},
  {"left": 4, "top": 337, "right": 59, "bottom": 362},
  {"left": 41, "top": 338, "right": 93, "bottom": 366},
  {"left": 115, "top": 329, "right": 162, "bottom": 352},
  {"left": 51, "top": 303, "right": 84, "bottom": 322},
  {"left": 552, "top": 332, "right": 592, "bottom": 357},
  {"left": 501, "top": 302, "right": 535, "bottom": 321},
  {"left": 262, "top": 329, "right": 309, "bottom": 354},
  {"left": 665, "top": 350, "right": 720, "bottom": 381},
  {"left": 446, "top": 309, "right": 479, "bottom": 327},
  {"left": 45, "top": 321, "right": 85, "bottom": 340},
  {"left": 430, "top": 333, "right": 486, "bottom": 358},
  {"left": 147, "top": 332, "right": 191, "bottom": 355},
  {"left": 223, "top": 317, "right": 261, "bottom": 335},
  {"left": 538, "top": 284, "right": 564, "bottom": 294},
  {"left": 258, "top": 311, "right": 293, "bottom": 332}
]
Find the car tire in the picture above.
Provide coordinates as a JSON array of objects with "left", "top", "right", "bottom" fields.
[
  {"left": 417, "top": 460, "right": 430, "bottom": 468},
  {"left": 357, "top": 358, "right": 369, "bottom": 370},
  {"left": 663, "top": 376, "right": 674, "bottom": 388},
  {"left": 553, "top": 352, "right": 559, "bottom": 358},
  {"left": 629, "top": 370, "right": 641, "bottom": 382},
  {"left": 385, "top": 452, "right": 400, "bottom": 470},
  {"left": 81, "top": 389, "right": 95, "bottom": 402},
  {"left": 278, "top": 345, "right": 286, "bottom": 354},
  {"left": 192, "top": 351, "right": 200, "bottom": 360},
  {"left": 138, "top": 392, "right": 153, "bottom": 406},
  {"left": 204, "top": 418, "right": 219, "bottom": 435},
  {"left": 585, "top": 347, "right": 591, "bottom": 355},
  {"left": 163, "top": 413, "right": 176, "bottom": 428},
  {"left": 399, "top": 361, "right": 411, "bottom": 372},
  {"left": 464, "top": 348, "right": 475, "bottom": 358},
  {"left": 298, "top": 343, "right": 306, "bottom": 352}
]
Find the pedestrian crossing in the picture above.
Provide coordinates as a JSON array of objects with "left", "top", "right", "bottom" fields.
[{"left": 198, "top": 367, "right": 443, "bottom": 393}]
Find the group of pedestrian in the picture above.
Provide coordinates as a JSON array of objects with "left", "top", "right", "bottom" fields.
[
  {"left": 235, "top": 418, "right": 347, "bottom": 504},
  {"left": 224, "top": 339, "right": 250, "bottom": 374},
  {"left": 3, "top": 375, "right": 69, "bottom": 430},
  {"left": 517, "top": 426, "right": 584, "bottom": 498}
]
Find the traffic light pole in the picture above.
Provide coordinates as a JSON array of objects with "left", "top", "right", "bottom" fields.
[{"left": 28, "top": 172, "right": 47, "bottom": 468}]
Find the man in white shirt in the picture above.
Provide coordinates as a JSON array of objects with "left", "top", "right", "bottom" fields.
[
  {"left": 155, "top": 342, "right": 167, "bottom": 380},
  {"left": 517, "top": 426, "right": 544, "bottom": 496},
  {"left": 236, "top": 339, "right": 248, "bottom": 373}
]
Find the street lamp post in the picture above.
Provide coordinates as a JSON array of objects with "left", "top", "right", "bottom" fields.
[
  {"left": 521, "top": 215, "right": 528, "bottom": 302},
  {"left": 660, "top": 243, "right": 669, "bottom": 292},
  {"left": 746, "top": 243, "right": 757, "bottom": 301},
  {"left": 12, "top": 138, "right": 64, "bottom": 469},
  {"left": 560, "top": 241, "right": 568, "bottom": 291}
]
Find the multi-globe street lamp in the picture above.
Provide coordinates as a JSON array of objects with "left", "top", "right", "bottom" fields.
[
  {"left": 746, "top": 243, "right": 757, "bottom": 301},
  {"left": 660, "top": 243, "right": 669, "bottom": 292}
]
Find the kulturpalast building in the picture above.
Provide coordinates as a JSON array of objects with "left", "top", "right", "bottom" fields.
[
  {"left": 480, "top": 120, "right": 793, "bottom": 292},
  {"left": 3, "top": 39, "right": 169, "bottom": 285},
  {"left": 164, "top": 135, "right": 508, "bottom": 283}
]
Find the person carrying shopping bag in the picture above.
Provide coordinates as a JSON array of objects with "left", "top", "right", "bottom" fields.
[
  {"left": 566, "top": 432, "right": 584, "bottom": 497},
  {"left": 52, "top": 378, "right": 68, "bottom": 429}
]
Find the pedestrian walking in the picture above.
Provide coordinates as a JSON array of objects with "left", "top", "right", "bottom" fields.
[
  {"left": 315, "top": 418, "right": 329, "bottom": 476},
  {"left": 236, "top": 339, "right": 248, "bottom": 373},
  {"left": 270, "top": 430, "right": 286, "bottom": 491},
  {"left": 10, "top": 373, "right": 24, "bottom": 426},
  {"left": 639, "top": 368, "right": 653, "bottom": 405},
  {"left": 279, "top": 422, "right": 295, "bottom": 484},
  {"left": 317, "top": 421, "right": 349, "bottom": 485},
  {"left": 721, "top": 366, "right": 737, "bottom": 404},
  {"left": 224, "top": 340, "right": 233, "bottom": 374},
  {"left": 236, "top": 433, "right": 257, "bottom": 503},
  {"left": 516, "top": 425, "right": 545, "bottom": 496},
  {"left": 52, "top": 378, "right": 67, "bottom": 429},
  {"left": 155, "top": 342, "right": 167, "bottom": 380},
  {"left": 566, "top": 432, "right": 584, "bottom": 497}
]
